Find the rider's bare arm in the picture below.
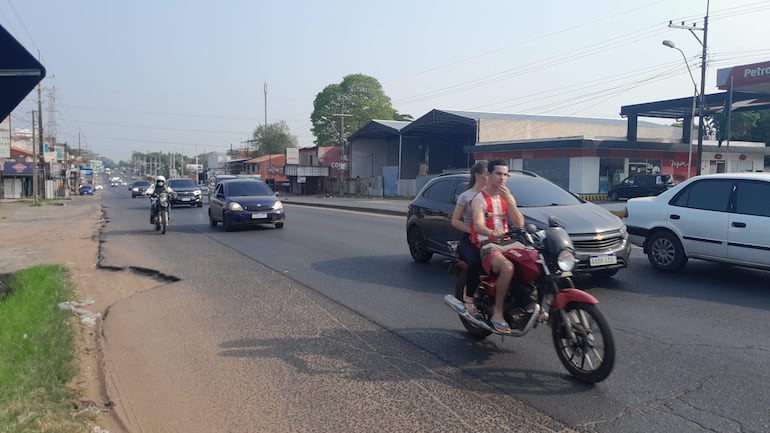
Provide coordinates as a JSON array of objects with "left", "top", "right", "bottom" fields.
[
  {"left": 451, "top": 203, "right": 470, "bottom": 234},
  {"left": 471, "top": 198, "right": 504, "bottom": 238}
]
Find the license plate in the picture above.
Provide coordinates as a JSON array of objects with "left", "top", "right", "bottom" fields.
[
  {"left": 590, "top": 253, "right": 617, "bottom": 266},
  {"left": 182, "top": 198, "right": 190, "bottom": 201},
  {"left": 251, "top": 213, "right": 267, "bottom": 219}
]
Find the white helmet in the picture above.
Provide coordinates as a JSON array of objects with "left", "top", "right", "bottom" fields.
[{"left": 156, "top": 175, "right": 166, "bottom": 183}]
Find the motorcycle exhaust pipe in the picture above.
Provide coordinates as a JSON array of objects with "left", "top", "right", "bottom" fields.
[{"left": 443, "top": 294, "right": 541, "bottom": 336}]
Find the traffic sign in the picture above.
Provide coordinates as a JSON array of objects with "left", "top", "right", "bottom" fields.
[{"left": 0, "top": 23, "right": 46, "bottom": 120}]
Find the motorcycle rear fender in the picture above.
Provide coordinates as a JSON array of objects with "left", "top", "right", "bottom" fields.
[{"left": 551, "top": 288, "right": 599, "bottom": 310}]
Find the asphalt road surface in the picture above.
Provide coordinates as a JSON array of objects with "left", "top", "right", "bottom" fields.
[{"left": 101, "top": 189, "right": 770, "bottom": 433}]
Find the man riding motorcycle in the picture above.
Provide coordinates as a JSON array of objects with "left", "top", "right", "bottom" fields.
[{"left": 146, "top": 175, "right": 175, "bottom": 224}]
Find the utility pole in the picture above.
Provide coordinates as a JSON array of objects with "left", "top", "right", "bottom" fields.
[
  {"left": 669, "top": 0, "right": 709, "bottom": 175},
  {"left": 37, "top": 76, "right": 45, "bottom": 198},
  {"left": 264, "top": 81, "right": 271, "bottom": 181},
  {"left": 330, "top": 112, "right": 353, "bottom": 196},
  {"left": 32, "top": 111, "right": 38, "bottom": 205}
]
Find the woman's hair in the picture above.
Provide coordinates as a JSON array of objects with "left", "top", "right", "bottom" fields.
[{"left": 468, "top": 160, "right": 488, "bottom": 188}]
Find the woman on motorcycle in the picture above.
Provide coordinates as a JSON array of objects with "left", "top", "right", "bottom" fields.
[{"left": 450, "top": 161, "right": 488, "bottom": 316}]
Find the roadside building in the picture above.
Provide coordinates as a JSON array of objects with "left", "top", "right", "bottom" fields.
[{"left": 348, "top": 101, "right": 769, "bottom": 198}]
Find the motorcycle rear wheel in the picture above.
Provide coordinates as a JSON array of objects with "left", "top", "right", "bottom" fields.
[
  {"left": 454, "top": 273, "right": 491, "bottom": 340},
  {"left": 551, "top": 302, "right": 615, "bottom": 383}
]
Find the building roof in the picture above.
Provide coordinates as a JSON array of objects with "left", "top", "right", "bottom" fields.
[
  {"left": 465, "top": 136, "right": 770, "bottom": 155},
  {"left": 620, "top": 91, "right": 770, "bottom": 119},
  {"left": 246, "top": 153, "right": 284, "bottom": 164},
  {"left": 347, "top": 120, "right": 410, "bottom": 140},
  {"left": 398, "top": 109, "right": 669, "bottom": 138}
]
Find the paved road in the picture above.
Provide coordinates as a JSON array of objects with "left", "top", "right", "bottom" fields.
[
  {"left": 215, "top": 193, "right": 770, "bottom": 433},
  {"left": 94, "top": 190, "right": 576, "bottom": 433}
]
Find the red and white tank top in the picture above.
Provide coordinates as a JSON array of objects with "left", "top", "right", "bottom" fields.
[{"left": 470, "top": 191, "right": 508, "bottom": 247}]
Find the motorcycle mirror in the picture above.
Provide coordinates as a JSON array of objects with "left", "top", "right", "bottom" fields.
[
  {"left": 526, "top": 223, "right": 538, "bottom": 234},
  {"left": 548, "top": 216, "right": 560, "bottom": 227}
]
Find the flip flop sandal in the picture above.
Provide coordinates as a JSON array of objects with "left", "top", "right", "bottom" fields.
[
  {"left": 463, "top": 297, "right": 479, "bottom": 316},
  {"left": 491, "top": 319, "right": 512, "bottom": 334}
]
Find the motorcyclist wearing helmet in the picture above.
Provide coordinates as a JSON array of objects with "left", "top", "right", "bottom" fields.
[{"left": 146, "top": 175, "right": 175, "bottom": 224}]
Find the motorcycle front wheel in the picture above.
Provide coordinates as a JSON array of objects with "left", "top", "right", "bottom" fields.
[
  {"left": 453, "top": 272, "right": 491, "bottom": 340},
  {"left": 160, "top": 210, "right": 168, "bottom": 234},
  {"left": 551, "top": 302, "right": 615, "bottom": 383}
]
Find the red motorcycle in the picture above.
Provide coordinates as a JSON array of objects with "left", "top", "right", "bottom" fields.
[{"left": 443, "top": 219, "right": 615, "bottom": 383}]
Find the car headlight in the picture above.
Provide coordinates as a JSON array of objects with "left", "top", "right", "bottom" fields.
[
  {"left": 228, "top": 202, "right": 243, "bottom": 211},
  {"left": 557, "top": 249, "right": 576, "bottom": 272},
  {"left": 272, "top": 200, "right": 283, "bottom": 210}
]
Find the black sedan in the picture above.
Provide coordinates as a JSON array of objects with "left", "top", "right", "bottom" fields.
[
  {"left": 130, "top": 180, "right": 151, "bottom": 198},
  {"left": 208, "top": 179, "right": 285, "bottom": 231}
]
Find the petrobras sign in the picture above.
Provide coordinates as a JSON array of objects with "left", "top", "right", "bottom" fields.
[
  {"left": 717, "top": 60, "right": 770, "bottom": 92},
  {"left": 0, "top": 116, "right": 10, "bottom": 158}
]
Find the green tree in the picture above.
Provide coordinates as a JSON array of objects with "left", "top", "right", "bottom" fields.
[
  {"left": 249, "top": 120, "right": 298, "bottom": 156},
  {"left": 714, "top": 110, "right": 770, "bottom": 166},
  {"left": 310, "top": 74, "right": 410, "bottom": 147}
]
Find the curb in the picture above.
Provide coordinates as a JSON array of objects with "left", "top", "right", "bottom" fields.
[{"left": 282, "top": 200, "right": 406, "bottom": 217}]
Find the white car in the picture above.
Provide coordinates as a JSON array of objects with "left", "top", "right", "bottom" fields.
[{"left": 624, "top": 172, "right": 770, "bottom": 273}]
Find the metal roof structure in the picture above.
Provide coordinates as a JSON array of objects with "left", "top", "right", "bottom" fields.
[
  {"left": 620, "top": 91, "right": 770, "bottom": 119},
  {"left": 347, "top": 120, "right": 410, "bottom": 140},
  {"left": 620, "top": 91, "right": 770, "bottom": 143}
]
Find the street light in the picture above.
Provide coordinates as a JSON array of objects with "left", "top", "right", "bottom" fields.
[{"left": 663, "top": 39, "right": 698, "bottom": 179}]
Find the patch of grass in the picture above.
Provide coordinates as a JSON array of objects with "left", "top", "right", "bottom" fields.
[{"left": 0, "top": 265, "right": 91, "bottom": 433}]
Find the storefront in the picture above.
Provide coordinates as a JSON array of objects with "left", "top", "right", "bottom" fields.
[{"left": 1, "top": 161, "right": 34, "bottom": 198}]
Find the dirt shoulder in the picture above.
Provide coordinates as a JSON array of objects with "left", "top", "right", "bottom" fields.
[{"left": 0, "top": 199, "right": 158, "bottom": 433}]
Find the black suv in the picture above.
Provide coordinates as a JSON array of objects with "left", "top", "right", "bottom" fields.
[
  {"left": 406, "top": 171, "right": 630, "bottom": 278},
  {"left": 607, "top": 174, "right": 674, "bottom": 201},
  {"left": 167, "top": 178, "right": 202, "bottom": 207}
]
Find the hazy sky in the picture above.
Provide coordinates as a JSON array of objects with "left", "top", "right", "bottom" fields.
[{"left": 3, "top": 0, "right": 769, "bottom": 163}]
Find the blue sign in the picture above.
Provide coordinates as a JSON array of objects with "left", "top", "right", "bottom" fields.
[
  {"left": 0, "top": 24, "right": 46, "bottom": 120},
  {"left": 2, "top": 161, "right": 33, "bottom": 176}
]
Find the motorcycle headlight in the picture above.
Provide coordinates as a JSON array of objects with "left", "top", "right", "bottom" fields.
[
  {"left": 557, "top": 249, "right": 576, "bottom": 272},
  {"left": 228, "top": 202, "right": 243, "bottom": 211},
  {"left": 272, "top": 200, "right": 283, "bottom": 210}
]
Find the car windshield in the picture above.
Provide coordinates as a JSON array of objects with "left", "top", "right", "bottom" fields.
[
  {"left": 227, "top": 181, "right": 273, "bottom": 197},
  {"left": 134, "top": 181, "right": 150, "bottom": 187},
  {"left": 506, "top": 175, "right": 582, "bottom": 207},
  {"left": 168, "top": 179, "right": 196, "bottom": 189}
]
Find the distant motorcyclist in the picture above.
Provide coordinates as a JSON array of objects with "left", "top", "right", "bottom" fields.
[{"left": 146, "top": 175, "right": 175, "bottom": 224}]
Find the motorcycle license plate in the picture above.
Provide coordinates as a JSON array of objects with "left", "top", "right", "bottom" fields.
[
  {"left": 590, "top": 253, "right": 617, "bottom": 266},
  {"left": 251, "top": 213, "right": 267, "bottom": 219}
]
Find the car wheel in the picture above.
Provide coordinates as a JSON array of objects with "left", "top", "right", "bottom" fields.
[
  {"left": 590, "top": 268, "right": 619, "bottom": 279},
  {"left": 407, "top": 226, "right": 433, "bottom": 263},
  {"left": 196, "top": 202, "right": 203, "bottom": 208},
  {"left": 647, "top": 230, "right": 687, "bottom": 272},
  {"left": 609, "top": 191, "right": 619, "bottom": 201},
  {"left": 275, "top": 222, "right": 284, "bottom": 229},
  {"left": 208, "top": 210, "right": 217, "bottom": 227}
]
